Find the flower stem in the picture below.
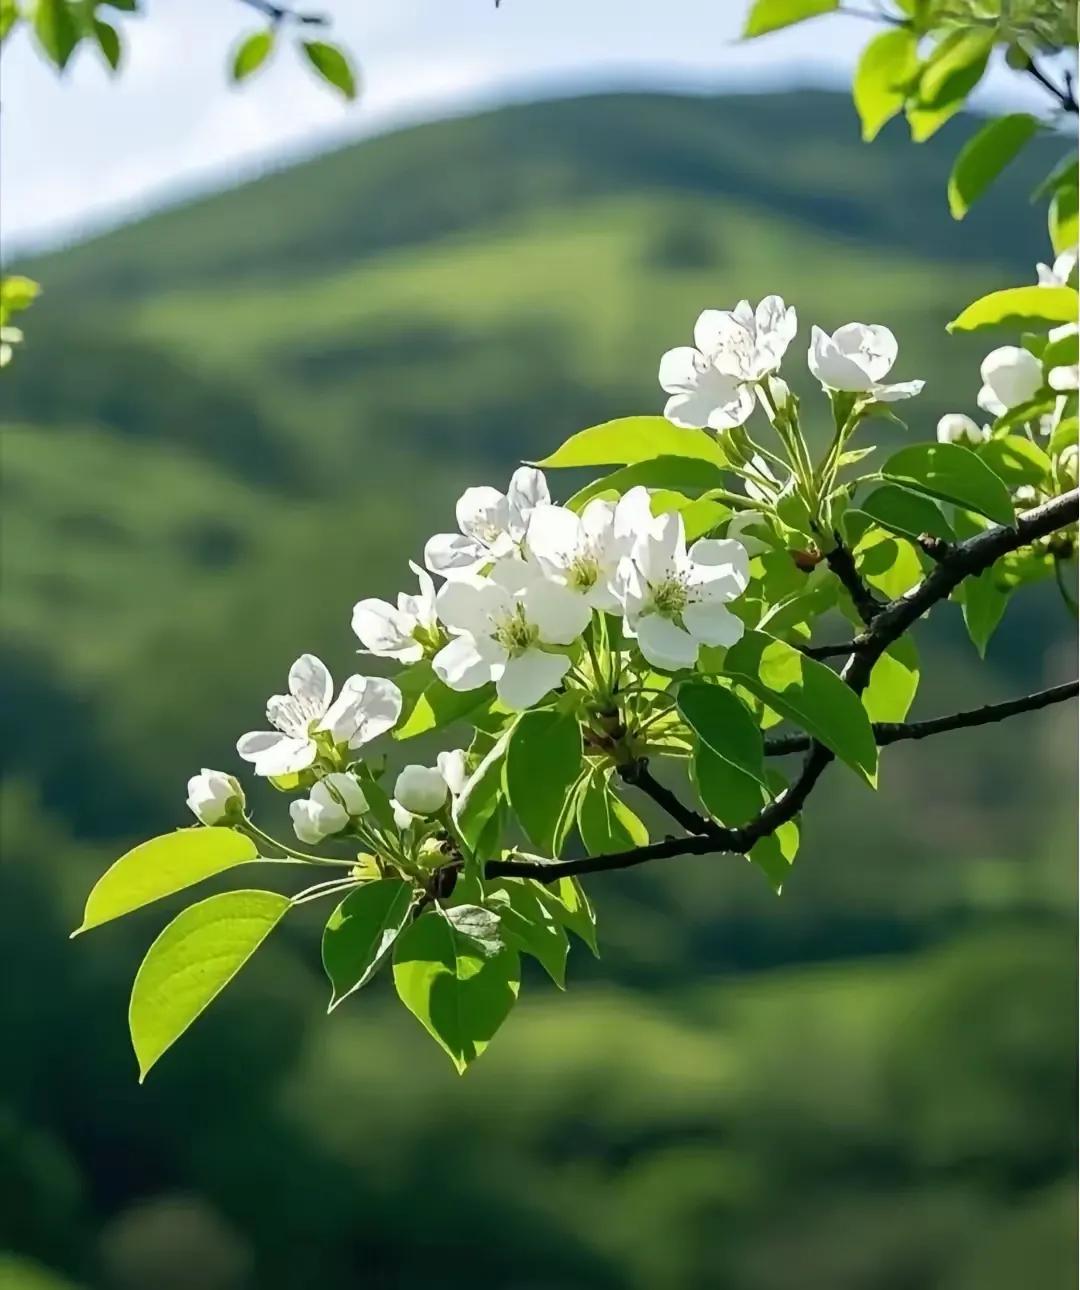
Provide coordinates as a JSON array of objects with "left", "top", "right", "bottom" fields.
[{"left": 241, "top": 819, "right": 355, "bottom": 868}]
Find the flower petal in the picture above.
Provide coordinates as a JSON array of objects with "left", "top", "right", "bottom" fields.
[
  {"left": 524, "top": 579, "right": 592, "bottom": 644},
  {"left": 683, "top": 600, "right": 746, "bottom": 648},
  {"left": 634, "top": 614, "right": 699, "bottom": 671},
  {"left": 436, "top": 576, "right": 511, "bottom": 636},
  {"left": 507, "top": 467, "right": 551, "bottom": 536},
  {"left": 456, "top": 486, "right": 510, "bottom": 547},
  {"left": 352, "top": 598, "right": 421, "bottom": 661},
  {"left": 687, "top": 537, "right": 751, "bottom": 598},
  {"left": 658, "top": 345, "right": 706, "bottom": 394},
  {"left": 433, "top": 633, "right": 505, "bottom": 692},
  {"left": 808, "top": 325, "right": 874, "bottom": 392},
  {"left": 334, "top": 675, "right": 404, "bottom": 748},
  {"left": 526, "top": 503, "right": 582, "bottom": 571},
  {"left": 833, "top": 322, "right": 897, "bottom": 382},
  {"left": 872, "top": 379, "right": 925, "bottom": 403},
  {"left": 288, "top": 654, "right": 333, "bottom": 717},
  {"left": 238, "top": 731, "right": 316, "bottom": 776},
  {"left": 496, "top": 649, "right": 571, "bottom": 711}
]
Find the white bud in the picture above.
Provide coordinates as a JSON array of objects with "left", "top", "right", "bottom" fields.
[
  {"left": 289, "top": 772, "right": 367, "bottom": 844},
  {"left": 436, "top": 749, "right": 469, "bottom": 798},
  {"left": 393, "top": 764, "right": 449, "bottom": 816},
  {"left": 1014, "top": 484, "right": 1039, "bottom": 508},
  {"left": 978, "top": 346, "right": 1042, "bottom": 416},
  {"left": 767, "top": 375, "right": 791, "bottom": 410},
  {"left": 936, "top": 414, "right": 988, "bottom": 446},
  {"left": 186, "top": 768, "right": 244, "bottom": 826},
  {"left": 725, "top": 509, "right": 771, "bottom": 557}
]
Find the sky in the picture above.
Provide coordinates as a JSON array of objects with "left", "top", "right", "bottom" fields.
[{"left": 0, "top": 0, "right": 1053, "bottom": 256}]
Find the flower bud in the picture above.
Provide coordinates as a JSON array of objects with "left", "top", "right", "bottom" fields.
[
  {"left": 186, "top": 768, "right": 244, "bottom": 826},
  {"left": 767, "top": 375, "right": 791, "bottom": 411},
  {"left": 1057, "top": 443, "right": 1079, "bottom": 489},
  {"left": 726, "top": 509, "right": 771, "bottom": 557},
  {"left": 1014, "top": 484, "right": 1039, "bottom": 509},
  {"left": 393, "top": 764, "right": 449, "bottom": 816},
  {"left": 289, "top": 772, "right": 367, "bottom": 844},
  {"left": 936, "top": 414, "right": 988, "bottom": 447},
  {"left": 977, "top": 346, "right": 1042, "bottom": 416}
]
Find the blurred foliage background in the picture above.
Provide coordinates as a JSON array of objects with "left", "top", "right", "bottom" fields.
[{"left": 1, "top": 87, "right": 1076, "bottom": 1290}]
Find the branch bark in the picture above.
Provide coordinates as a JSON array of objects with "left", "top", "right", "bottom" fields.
[
  {"left": 486, "top": 489, "right": 1079, "bottom": 884},
  {"left": 823, "top": 535, "right": 884, "bottom": 625}
]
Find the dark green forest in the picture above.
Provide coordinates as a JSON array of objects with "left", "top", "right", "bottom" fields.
[{"left": 1, "top": 89, "right": 1076, "bottom": 1289}]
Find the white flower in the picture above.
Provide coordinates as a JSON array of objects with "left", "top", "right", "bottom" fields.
[
  {"left": 936, "top": 414, "right": 989, "bottom": 446},
  {"left": 0, "top": 325, "right": 23, "bottom": 368},
  {"left": 808, "top": 323, "right": 924, "bottom": 402},
  {"left": 659, "top": 346, "right": 755, "bottom": 431},
  {"left": 186, "top": 769, "right": 244, "bottom": 826},
  {"left": 352, "top": 561, "right": 438, "bottom": 663},
  {"left": 742, "top": 454, "right": 785, "bottom": 505},
  {"left": 977, "top": 346, "right": 1043, "bottom": 416},
  {"left": 1036, "top": 246, "right": 1078, "bottom": 287},
  {"left": 725, "top": 509, "right": 772, "bottom": 557},
  {"left": 432, "top": 562, "right": 591, "bottom": 710},
  {"left": 393, "top": 765, "right": 450, "bottom": 816},
  {"left": 614, "top": 510, "right": 750, "bottom": 671},
  {"left": 436, "top": 749, "right": 469, "bottom": 798},
  {"left": 525, "top": 494, "right": 647, "bottom": 612},
  {"left": 237, "top": 654, "right": 402, "bottom": 777},
  {"left": 290, "top": 772, "right": 368, "bottom": 844},
  {"left": 424, "top": 467, "right": 550, "bottom": 577}
]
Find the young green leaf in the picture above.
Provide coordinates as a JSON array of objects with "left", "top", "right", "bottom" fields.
[
  {"left": 566, "top": 455, "right": 729, "bottom": 511},
  {"left": 980, "top": 434, "right": 1052, "bottom": 488},
  {"left": 909, "top": 28, "right": 994, "bottom": 135},
  {"left": 677, "top": 682, "right": 767, "bottom": 788},
  {"left": 538, "top": 876, "right": 598, "bottom": 957},
  {"left": 724, "top": 631, "right": 879, "bottom": 786},
  {"left": 577, "top": 769, "right": 649, "bottom": 856},
  {"left": 859, "top": 484, "right": 955, "bottom": 544},
  {"left": 232, "top": 28, "right": 274, "bottom": 82},
  {"left": 33, "top": 0, "right": 79, "bottom": 69},
  {"left": 74, "top": 828, "right": 259, "bottom": 935},
  {"left": 881, "top": 443, "right": 1015, "bottom": 526},
  {"left": 129, "top": 890, "right": 290, "bottom": 1080},
  {"left": 1049, "top": 178, "right": 1079, "bottom": 255},
  {"left": 300, "top": 39, "right": 357, "bottom": 100},
  {"left": 454, "top": 725, "right": 513, "bottom": 854},
  {"left": 92, "top": 17, "right": 121, "bottom": 71},
  {"left": 948, "top": 285, "right": 1079, "bottom": 333},
  {"left": 743, "top": 0, "right": 837, "bottom": 38},
  {"left": 488, "top": 881, "right": 569, "bottom": 988},
  {"left": 948, "top": 113, "right": 1039, "bottom": 219},
  {"left": 536, "top": 417, "right": 726, "bottom": 469},
  {"left": 393, "top": 661, "right": 492, "bottom": 739},
  {"left": 862, "top": 637, "right": 919, "bottom": 724},
  {"left": 853, "top": 27, "right": 919, "bottom": 142},
  {"left": 504, "top": 708, "right": 583, "bottom": 855},
  {"left": 392, "top": 910, "right": 520, "bottom": 1072},
  {"left": 953, "top": 512, "right": 1009, "bottom": 655},
  {"left": 322, "top": 878, "right": 413, "bottom": 1009},
  {"left": 0, "top": 0, "right": 19, "bottom": 44}
]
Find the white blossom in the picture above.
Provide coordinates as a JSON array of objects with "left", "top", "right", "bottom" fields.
[
  {"left": 614, "top": 510, "right": 750, "bottom": 671},
  {"left": 808, "top": 323, "right": 923, "bottom": 402},
  {"left": 393, "top": 764, "right": 450, "bottom": 817},
  {"left": 525, "top": 491, "right": 650, "bottom": 612},
  {"left": 432, "top": 562, "right": 590, "bottom": 710},
  {"left": 725, "top": 509, "right": 772, "bottom": 556},
  {"left": 0, "top": 325, "right": 23, "bottom": 368},
  {"left": 436, "top": 749, "right": 469, "bottom": 798},
  {"left": 186, "top": 769, "right": 244, "bottom": 826},
  {"left": 977, "top": 346, "right": 1043, "bottom": 416},
  {"left": 237, "top": 654, "right": 402, "bottom": 777},
  {"left": 290, "top": 772, "right": 368, "bottom": 844},
  {"left": 1036, "top": 246, "right": 1078, "bottom": 287},
  {"left": 936, "top": 414, "right": 989, "bottom": 446},
  {"left": 424, "top": 467, "right": 550, "bottom": 577},
  {"left": 352, "top": 561, "right": 438, "bottom": 663}
]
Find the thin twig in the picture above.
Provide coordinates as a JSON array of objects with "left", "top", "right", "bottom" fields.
[
  {"left": 764, "top": 680, "right": 1078, "bottom": 756},
  {"left": 1025, "top": 58, "right": 1079, "bottom": 114},
  {"left": 618, "top": 760, "right": 717, "bottom": 836},
  {"left": 823, "top": 535, "right": 885, "bottom": 625}
]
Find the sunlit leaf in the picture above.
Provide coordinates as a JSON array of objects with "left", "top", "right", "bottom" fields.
[
  {"left": 322, "top": 878, "right": 413, "bottom": 1009},
  {"left": 536, "top": 417, "right": 726, "bottom": 469},
  {"left": 948, "top": 285, "right": 1079, "bottom": 333},
  {"left": 862, "top": 637, "right": 919, "bottom": 724},
  {"left": 300, "top": 38, "right": 357, "bottom": 101},
  {"left": 948, "top": 113, "right": 1039, "bottom": 219},
  {"left": 881, "top": 443, "right": 1014, "bottom": 525},
  {"left": 743, "top": 0, "right": 837, "bottom": 38},
  {"left": 232, "top": 28, "right": 274, "bottom": 82},
  {"left": 853, "top": 27, "right": 918, "bottom": 142},
  {"left": 505, "top": 709, "right": 583, "bottom": 855}
]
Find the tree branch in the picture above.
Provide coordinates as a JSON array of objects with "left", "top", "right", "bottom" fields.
[
  {"left": 485, "top": 490, "right": 1079, "bottom": 884},
  {"left": 236, "top": 0, "right": 328, "bottom": 24},
  {"left": 823, "top": 534, "right": 885, "bottom": 624},
  {"left": 764, "top": 680, "right": 1078, "bottom": 756},
  {"left": 1025, "top": 58, "right": 1079, "bottom": 114},
  {"left": 618, "top": 760, "right": 717, "bottom": 836}
]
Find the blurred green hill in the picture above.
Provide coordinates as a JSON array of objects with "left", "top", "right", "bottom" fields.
[{"left": 1, "top": 89, "right": 1075, "bottom": 1289}]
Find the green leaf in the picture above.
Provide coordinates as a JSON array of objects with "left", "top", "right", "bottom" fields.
[
  {"left": 232, "top": 28, "right": 274, "bottom": 82},
  {"left": 504, "top": 709, "right": 583, "bottom": 855},
  {"left": 74, "top": 828, "right": 259, "bottom": 935},
  {"left": 1049, "top": 178, "right": 1079, "bottom": 255},
  {"left": 537, "top": 876, "right": 598, "bottom": 957},
  {"left": 577, "top": 769, "right": 649, "bottom": 855},
  {"left": 862, "top": 637, "right": 919, "bottom": 723},
  {"left": 743, "top": 0, "right": 837, "bottom": 38},
  {"left": 536, "top": 417, "right": 726, "bottom": 469},
  {"left": 0, "top": 0, "right": 19, "bottom": 44},
  {"left": 846, "top": 520, "right": 923, "bottom": 599},
  {"left": 1032, "top": 155, "right": 1078, "bottom": 204},
  {"left": 948, "top": 113, "right": 1039, "bottom": 219},
  {"left": 489, "top": 880, "right": 569, "bottom": 988},
  {"left": 321, "top": 878, "right": 413, "bottom": 1009},
  {"left": 300, "top": 38, "right": 357, "bottom": 100},
  {"left": 453, "top": 725, "right": 513, "bottom": 854},
  {"left": 948, "top": 285, "right": 1080, "bottom": 333},
  {"left": 693, "top": 754, "right": 798, "bottom": 891},
  {"left": 853, "top": 27, "right": 919, "bottom": 142},
  {"left": 92, "top": 17, "right": 120, "bottom": 70},
  {"left": 33, "top": 0, "right": 79, "bottom": 69},
  {"left": 394, "top": 661, "right": 491, "bottom": 739},
  {"left": 881, "top": 443, "right": 1014, "bottom": 525},
  {"left": 677, "top": 682, "right": 767, "bottom": 789},
  {"left": 392, "top": 910, "right": 520, "bottom": 1072},
  {"left": 981, "top": 434, "right": 1052, "bottom": 488},
  {"left": 565, "top": 455, "right": 729, "bottom": 511},
  {"left": 859, "top": 484, "right": 955, "bottom": 543},
  {"left": 129, "top": 890, "right": 289, "bottom": 1080},
  {"left": 907, "top": 28, "right": 994, "bottom": 142},
  {"left": 723, "top": 631, "right": 879, "bottom": 786},
  {"left": 953, "top": 511, "right": 1009, "bottom": 655}
]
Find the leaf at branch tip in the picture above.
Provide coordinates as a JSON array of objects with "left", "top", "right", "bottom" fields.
[
  {"left": 300, "top": 39, "right": 358, "bottom": 101},
  {"left": 535, "top": 417, "right": 726, "bottom": 469},
  {"left": 853, "top": 27, "right": 919, "bottom": 142},
  {"left": 93, "top": 18, "right": 122, "bottom": 72},
  {"left": 742, "top": 0, "right": 838, "bottom": 39},
  {"left": 488, "top": 880, "right": 569, "bottom": 988},
  {"left": 232, "top": 28, "right": 275, "bottom": 82},
  {"left": 948, "top": 286, "right": 1080, "bottom": 333},
  {"left": 74, "top": 828, "right": 259, "bottom": 935},
  {"left": 881, "top": 443, "right": 1014, "bottom": 526},
  {"left": 577, "top": 769, "right": 649, "bottom": 856},
  {"left": 566, "top": 456, "right": 730, "bottom": 512},
  {"left": 948, "top": 114, "right": 1039, "bottom": 220},
  {"left": 129, "top": 890, "right": 290, "bottom": 1081},
  {"left": 862, "top": 637, "right": 919, "bottom": 724},
  {"left": 723, "top": 630, "right": 879, "bottom": 787},
  {"left": 322, "top": 878, "right": 413, "bottom": 1010},
  {"left": 33, "top": 0, "right": 79, "bottom": 69},
  {"left": 392, "top": 910, "right": 520, "bottom": 1073}
]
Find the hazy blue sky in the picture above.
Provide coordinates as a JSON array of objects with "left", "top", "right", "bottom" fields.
[{"left": 2, "top": 0, "right": 1047, "bottom": 254}]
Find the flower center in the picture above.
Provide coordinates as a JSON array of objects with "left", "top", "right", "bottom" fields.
[
  {"left": 493, "top": 604, "right": 539, "bottom": 657},
  {"left": 650, "top": 576, "right": 688, "bottom": 618},
  {"left": 568, "top": 554, "right": 599, "bottom": 592}
]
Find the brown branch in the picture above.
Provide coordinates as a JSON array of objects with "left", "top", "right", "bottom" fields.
[
  {"left": 764, "top": 680, "right": 1078, "bottom": 756},
  {"left": 823, "top": 534, "right": 885, "bottom": 625},
  {"left": 618, "top": 760, "right": 717, "bottom": 836},
  {"left": 485, "top": 489, "right": 1079, "bottom": 884}
]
